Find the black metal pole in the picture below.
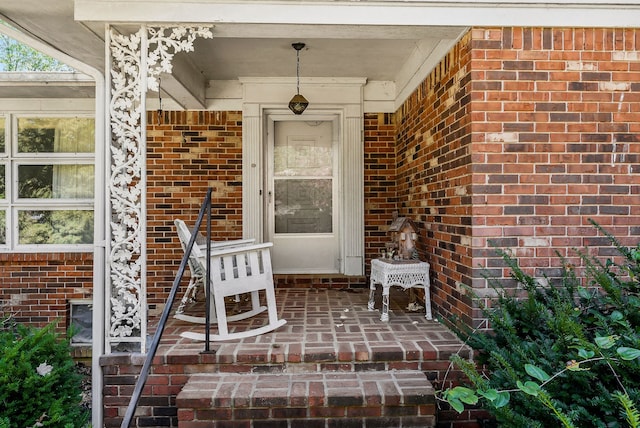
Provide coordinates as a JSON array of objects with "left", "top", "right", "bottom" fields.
[
  {"left": 204, "top": 188, "right": 212, "bottom": 350},
  {"left": 120, "top": 189, "right": 212, "bottom": 428}
]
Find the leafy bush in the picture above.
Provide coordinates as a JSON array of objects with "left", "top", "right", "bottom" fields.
[
  {"left": 0, "top": 320, "right": 89, "bottom": 428},
  {"left": 441, "top": 223, "right": 640, "bottom": 427}
]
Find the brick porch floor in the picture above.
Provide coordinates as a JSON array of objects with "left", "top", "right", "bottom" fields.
[
  {"left": 157, "top": 287, "right": 468, "bottom": 366},
  {"left": 102, "top": 287, "right": 476, "bottom": 427}
]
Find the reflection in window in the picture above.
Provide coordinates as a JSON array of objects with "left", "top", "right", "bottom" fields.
[
  {"left": 0, "top": 116, "right": 5, "bottom": 153},
  {"left": 0, "top": 210, "right": 5, "bottom": 245},
  {"left": 70, "top": 301, "right": 93, "bottom": 345},
  {"left": 0, "top": 164, "right": 4, "bottom": 199},
  {"left": 18, "top": 210, "right": 93, "bottom": 245},
  {"left": 275, "top": 179, "right": 332, "bottom": 234},
  {"left": 18, "top": 165, "right": 94, "bottom": 199},
  {"left": 17, "top": 117, "right": 94, "bottom": 153},
  {"left": 274, "top": 136, "right": 332, "bottom": 177},
  {"left": 3, "top": 115, "right": 96, "bottom": 249}
]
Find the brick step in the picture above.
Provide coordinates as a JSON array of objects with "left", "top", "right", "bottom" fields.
[{"left": 177, "top": 370, "right": 436, "bottom": 428}]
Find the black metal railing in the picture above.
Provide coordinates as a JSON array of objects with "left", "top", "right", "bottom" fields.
[{"left": 121, "top": 188, "right": 213, "bottom": 427}]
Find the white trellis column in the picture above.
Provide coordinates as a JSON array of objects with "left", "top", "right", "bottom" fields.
[{"left": 106, "top": 24, "right": 212, "bottom": 353}]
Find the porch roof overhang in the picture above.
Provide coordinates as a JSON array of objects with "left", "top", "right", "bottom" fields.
[
  {"left": 0, "top": 72, "right": 95, "bottom": 98},
  {"left": 2, "top": 1, "right": 640, "bottom": 109}
]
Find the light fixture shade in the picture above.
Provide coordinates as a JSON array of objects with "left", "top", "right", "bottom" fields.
[{"left": 288, "top": 93, "right": 309, "bottom": 115}]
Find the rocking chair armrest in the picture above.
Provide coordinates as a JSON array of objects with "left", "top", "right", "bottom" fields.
[
  {"left": 205, "top": 238, "right": 256, "bottom": 250},
  {"left": 197, "top": 242, "right": 273, "bottom": 259},
  {"left": 190, "top": 239, "right": 257, "bottom": 258}
]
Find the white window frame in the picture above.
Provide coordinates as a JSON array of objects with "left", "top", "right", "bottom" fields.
[
  {"left": 0, "top": 113, "right": 95, "bottom": 252},
  {"left": 0, "top": 114, "right": 8, "bottom": 250}
]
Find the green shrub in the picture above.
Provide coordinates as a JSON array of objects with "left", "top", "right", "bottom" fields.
[
  {"left": 441, "top": 223, "right": 640, "bottom": 427},
  {"left": 0, "top": 320, "right": 89, "bottom": 428}
]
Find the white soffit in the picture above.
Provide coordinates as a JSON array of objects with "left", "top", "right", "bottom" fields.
[{"left": 76, "top": 0, "right": 640, "bottom": 27}]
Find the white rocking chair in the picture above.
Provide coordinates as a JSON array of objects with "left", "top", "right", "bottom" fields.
[
  {"left": 174, "top": 219, "right": 286, "bottom": 341},
  {"left": 174, "top": 219, "right": 255, "bottom": 321}
]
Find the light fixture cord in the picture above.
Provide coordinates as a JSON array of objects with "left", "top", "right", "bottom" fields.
[{"left": 296, "top": 49, "right": 301, "bottom": 95}]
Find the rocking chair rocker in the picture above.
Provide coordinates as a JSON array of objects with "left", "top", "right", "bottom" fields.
[{"left": 174, "top": 219, "right": 286, "bottom": 341}]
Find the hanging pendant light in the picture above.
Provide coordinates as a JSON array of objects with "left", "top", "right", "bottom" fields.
[{"left": 288, "top": 42, "right": 309, "bottom": 115}]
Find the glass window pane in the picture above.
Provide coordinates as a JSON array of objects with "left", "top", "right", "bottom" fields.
[
  {"left": 18, "top": 164, "right": 94, "bottom": 199},
  {"left": 0, "top": 164, "right": 4, "bottom": 199},
  {"left": 17, "top": 117, "right": 94, "bottom": 153},
  {"left": 274, "top": 179, "right": 332, "bottom": 234},
  {"left": 274, "top": 136, "right": 332, "bottom": 177},
  {"left": 0, "top": 117, "right": 5, "bottom": 153},
  {"left": 0, "top": 210, "right": 5, "bottom": 245},
  {"left": 18, "top": 210, "right": 93, "bottom": 245},
  {"left": 70, "top": 302, "right": 93, "bottom": 345}
]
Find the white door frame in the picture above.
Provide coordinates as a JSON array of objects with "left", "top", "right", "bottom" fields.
[{"left": 241, "top": 77, "right": 365, "bottom": 275}]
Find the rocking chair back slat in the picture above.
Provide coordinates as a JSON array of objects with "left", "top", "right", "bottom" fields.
[{"left": 175, "top": 223, "right": 286, "bottom": 342}]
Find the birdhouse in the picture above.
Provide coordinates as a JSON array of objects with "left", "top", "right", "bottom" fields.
[{"left": 387, "top": 215, "right": 419, "bottom": 260}]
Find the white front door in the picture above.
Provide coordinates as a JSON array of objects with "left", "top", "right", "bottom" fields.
[{"left": 265, "top": 117, "right": 340, "bottom": 273}]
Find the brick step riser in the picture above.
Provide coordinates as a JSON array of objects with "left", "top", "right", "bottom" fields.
[
  {"left": 156, "top": 352, "right": 455, "bottom": 378},
  {"left": 178, "top": 412, "right": 436, "bottom": 428},
  {"left": 177, "top": 371, "right": 436, "bottom": 428}
]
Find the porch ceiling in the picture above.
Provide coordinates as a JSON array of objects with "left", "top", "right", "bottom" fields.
[{"left": 2, "top": 1, "right": 640, "bottom": 108}]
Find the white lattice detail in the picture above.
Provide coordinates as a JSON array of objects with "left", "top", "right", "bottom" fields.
[
  {"left": 109, "top": 27, "right": 145, "bottom": 344},
  {"left": 107, "top": 25, "right": 212, "bottom": 349},
  {"left": 146, "top": 26, "right": 213, "bottom": 91},
  {"left": 379, "top": 270, "right": 428, "bottom": 288}
]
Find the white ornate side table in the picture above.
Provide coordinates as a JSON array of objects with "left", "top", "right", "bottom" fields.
[{"left": 368, "top": 258, "right": 433, "bottom": 322}]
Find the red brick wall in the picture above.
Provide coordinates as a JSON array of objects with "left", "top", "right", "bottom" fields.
[
  {"left": 396, "top": 27, "right": 640, "bottom": 329},
  {"left": 395, "top": 32, "right": 475, "bottom": 327},
  {"left": 364, "top": 112, "right": 398, "bottom": 273},
  {"left": 470, "top": 27, "right": 640, "bottom": 326},
  {"left": 0, "top": 252, "right": 93, "bottom": 330},
  {"left": 146, "top": 111, "right": 244, "bottom": 315}
]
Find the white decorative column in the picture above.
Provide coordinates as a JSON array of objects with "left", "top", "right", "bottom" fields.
[
  {"left": 106, "top": 25, "right": 212, "bottom": 353},
  {"left": 343, "top": 105, "right": 365, "bottom": 275},
  {"left": 242, "top": 104, "right": 263, "bottom": 241}
]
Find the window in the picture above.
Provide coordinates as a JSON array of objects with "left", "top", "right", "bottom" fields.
[
  {"left": 69, "top": 299, "right": 93, "bottom": 346},
  {"left": 0, "top": 115, "right": 94, "bottom": 250}
]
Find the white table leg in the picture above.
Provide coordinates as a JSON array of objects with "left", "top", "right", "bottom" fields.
[
  {"left": 368, "top": 279, "right": 376, "bottom": 311},
  {"left": 381, "top": 286, "right": 390, "bottom": 322},
  {"left": 423, "top": 283, "right": 433, "bottom": 320}
]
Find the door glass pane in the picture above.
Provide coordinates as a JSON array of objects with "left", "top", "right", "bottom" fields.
[
  {"left": 18, "top": 210, "right": 93, "bottom": 244},
  {"left": 274, "top": 136, "right": 332, "bottom": 177},
  {"left": 275, "top": 179, "right": 332, "bottom": 234},
  {"left": 18, "top": 164, "right": 94, "bottom": 199},
  {"left": 17, "top": 117, "right": 94, "bottom": 153},
  {"left": 273, "top": 122, "right": 333, "bottom": 235}
]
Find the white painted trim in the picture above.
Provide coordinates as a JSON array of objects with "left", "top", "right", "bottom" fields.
[
  {"left": 0, "top": 99, "right": 96, "bottom": 111},
  {"left": 139, "top": 25, "right": 149, "bottom": 354},
  {"left": 207, "top": 79, "right": 398, "bottom": 113},
  {"left": 76, "top": 1, "right": 640, "bottom": 27},
  {"left": 0, "top": 72, "right": 93, "bottom": 85}
]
